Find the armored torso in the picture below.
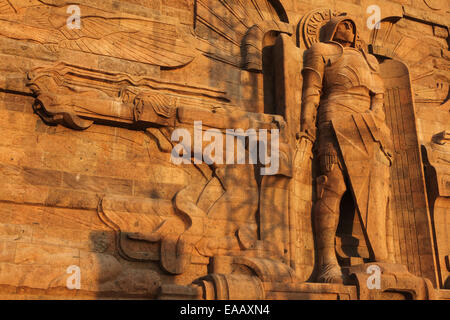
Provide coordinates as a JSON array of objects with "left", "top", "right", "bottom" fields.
[
  {"left": 318, "top": 45, "right": 384, "bottom": 125},
  {"left": 323, "top": 48, "right": 382, "bottom": 96}
]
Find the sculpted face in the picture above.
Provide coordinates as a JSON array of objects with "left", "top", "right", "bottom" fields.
[{"left": 333, "top": 20, "right": 355, "bottom": 47}]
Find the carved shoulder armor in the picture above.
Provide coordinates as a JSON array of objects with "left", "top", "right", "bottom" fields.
[
  {"left": 366, "top": 53, "right": 380, "bottom": 72},
  {"left": 366, "top": 53, "right": 384, "bottom": 94},
  {"left": 303, "top": 42, "right": 343, "bottom": 80}
]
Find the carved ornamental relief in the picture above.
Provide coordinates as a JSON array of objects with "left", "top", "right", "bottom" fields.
[{"left": 0, "top": 0, "right": 447, "bottom": 300}]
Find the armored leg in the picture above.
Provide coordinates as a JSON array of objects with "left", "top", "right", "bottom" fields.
[{"left": 313, "top": 156, "right": 347, "bottom": 283}]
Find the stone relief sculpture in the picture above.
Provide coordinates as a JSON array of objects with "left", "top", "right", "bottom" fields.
[
  {"left": 300, "top": 16, "right": 394, "bottom": 283},
  {"left": 0, "top": 0, "right": 196, "bottom": 68},
  {"left": 0, "top": 0, "right": 448, "bottom": 300},
  {"left": 422, "top": 116, "right": 450, "bottom": 289}
]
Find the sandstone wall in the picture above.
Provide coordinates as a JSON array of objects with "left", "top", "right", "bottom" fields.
[{"left": 0, "top": 0, "right": 448, "bottom": 299}]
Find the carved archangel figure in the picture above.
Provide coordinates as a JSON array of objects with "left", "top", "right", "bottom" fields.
[{"left": 300, "top": 16, "right": 394, "bottom": 283}]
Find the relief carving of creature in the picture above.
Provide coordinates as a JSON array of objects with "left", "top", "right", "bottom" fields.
[{"left": 99, "top": 151, "right": 269, "bottom": 275}]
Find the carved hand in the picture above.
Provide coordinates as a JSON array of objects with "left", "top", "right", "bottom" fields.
[
  {"left": 300, "top": 118, "right": 317, "bottom": 140},
  {"left": 300, "top": 101, "right": 317, "bottom": 140}
]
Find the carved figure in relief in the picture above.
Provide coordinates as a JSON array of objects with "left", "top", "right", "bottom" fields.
[{"left": 300, "top": 16, "right": 394, "bottom": 283}]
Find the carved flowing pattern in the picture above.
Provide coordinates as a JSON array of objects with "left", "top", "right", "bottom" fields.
[
  {"left": 194, "top": 0, "right": 291, "bottom": 70},
  {"left": 380, "top": 59, "right": 437, "bottom": 284}
]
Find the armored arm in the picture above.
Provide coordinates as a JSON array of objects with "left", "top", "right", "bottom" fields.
[
  {"left": 370, "top": 73, "right": 386, "bottom": 123},
  {"left": 300, "top": 45, "right": 326, "bottom": 140},
  {"left": 369, "top": 72, "right": 394, "bottom": 158}
]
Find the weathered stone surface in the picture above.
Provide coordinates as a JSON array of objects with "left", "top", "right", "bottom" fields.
[{"left": 0, "top": 0, "right": 448, "bottom": 301}]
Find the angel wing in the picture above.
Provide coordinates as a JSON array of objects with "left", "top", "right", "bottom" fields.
[
  {"left": 0, "top": 0, "right": 15, "bottom": 14},
  {"left": 0, "top": 2, "right": 196, "bottom": 68},
  {"left": 194, "top": 0, "right": 291, "bottom": 70},
  {"left": 380, "top": 59, "right": 437, "bottom": 284}
]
